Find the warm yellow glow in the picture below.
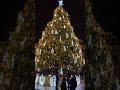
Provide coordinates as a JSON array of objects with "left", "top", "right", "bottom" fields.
[{"left": 35, "top": 6, "right": 85, "bottom": 70}]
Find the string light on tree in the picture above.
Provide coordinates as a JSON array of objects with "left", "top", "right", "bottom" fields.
[
  {"left": 66, "top": 33, "right": 68, "bottom": 38},
  {"left": 64, "top": 25, "right": 66, "bottom": 29},
  {"left": 35, "top": 0, "right": 85, "bottom": 72},
  {"left": 42, "top": 31, "right": 45, "bottom": 36},
  {"left": 50, "top": 23, "right": 53, "bottom": 27},
  {"left": 71, "top": 40, "right": 74, "bottom": 46},
  {"left": 74, "top": 56, "right": 77, "bottom": 64},
  {"left": 79, "top": 48, "right": 82, "bottom": 53},
  {"left": 54, "top": 20, "right": 56, "bottom": 22},
  {"left": 71, "top": 33, "right": 73, "bottom": 37},
  {"left": 43, "top": 41, "right": 46, "bottom": 46},
  {"left": 66, "top": 46, "right": 68, "bottom": 49},
  {"left": 77, "top": 55, "right": 79, "bottom": 58},
  {"left": 68, "top": 21, "right": 70, "bottom": 25},
  {"left": 61, "top": 9, "right": 63, "bottom": 12},
  {"left": 67, "top": 13, "right": 68, "bottom": 16},
  {"left": 63, "top": 46, "right": 66, "bottom": 51},
  {"left": 39, "top": 49, "right": 41, "bottom": 55},
  {"left": 51, "top": 29, "right": 54, "bottom": 34},
  {"left": 51, "top": 48, "right": 54, "bottom": 54},
  {"left": 60, "top": 36, "right": 61, "bottom": 41},
  {"left": 54, "top": 14, "right": 57, "bottom": 17},
  {"left": 59, "top": 17, "right": 62, "bottom": 20},
  {"left": 55, "top": 30, "right": 58, "bottom": 34}
]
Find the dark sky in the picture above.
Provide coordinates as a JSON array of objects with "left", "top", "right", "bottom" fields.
[
  {"left": 92, "top": 0, "right": 119, "bottom": 37},
  {"left": 0, "top": 0, "right": 119, "bottom": 41},
  {"left": 0, "top": 0, "right": 25, "bottom": 41},
  {"left": 35, "top": 0, "right": 84, "bottom": 42}
]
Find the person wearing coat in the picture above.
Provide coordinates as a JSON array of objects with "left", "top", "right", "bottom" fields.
[
  {"left": 69, "top": 74, "right": 77, "bottom": 90},
  {"left": 61, "top": 77, "right": 67, "bottom": 90}
]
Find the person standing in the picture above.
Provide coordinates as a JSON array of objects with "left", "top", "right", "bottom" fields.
[
  {"left": 61, "top": 77, "right": 67, "bottom": 90},
  {"left": 56, "top": 69, "right": 59, "bottom": 90},
  {"left": 66, "top": 72, "right": 71, "bottom": 90},
  {"left": 69, "top": 74, "right": 77, "bottom": 90}
]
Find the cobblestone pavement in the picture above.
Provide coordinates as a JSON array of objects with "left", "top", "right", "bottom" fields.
[{"left": 35, "top": 80, "right": 85, "bottom": 90}]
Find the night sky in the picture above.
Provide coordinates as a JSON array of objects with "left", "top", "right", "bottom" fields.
[
  {"left": 0, "top": 0, "right": 119, "bottom": 43},
  {"left": 92, "top": 0, "right": 119, "bottom": 37},
  {"left": 0, "top": 0, "right": 25, "bottom": 41},
  {"left": 35, "top": 0, "right": 84, "bottom": 42}
]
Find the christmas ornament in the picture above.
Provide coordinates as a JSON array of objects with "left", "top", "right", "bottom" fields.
[
  {"left": 51, "top": 48, "right": 54, "bottom": 54},
  {"left": 77, "top": 54, "right": 79, "bottom": 58},
  {"left": 79, "top": 49, "right": 82, "bottom": 53},
  {"left": 68, "top": 21, "right": 70, "bottom": 25},
  {"left": 59, "top": 17, "right": 62, "bottom": 20},
  {"left": 71, "top": 33, "right": 73, "bottom": 37},
  {"left": 54, "top": 14, "right": 57, "bottom": 17},
  {"left": 61, "top": 9, "right": 63, "bottom": 12},
  {"left": 44, "top": 41, "right": 46, "bottom": 46},
  {"left": 55, "top": 30, "right": 58, "bottom": 34},
  {"left": 72, "top": 53, "right": 75, "bottom": 59},
  {"left": 39, "top": 49, "right": 41, "bottom": 54},
  {"left": 67, "top": 13, "right": 68, "bottom": 16},
  {"left": 54, "top": 20, "right": 56, "bottom": 22},
  {"left": 64, "top": 25, "right": 66, "bottom": 29},
  {"left": 42, "top": 31, "right": 45, "bottom": 36},
  {"left": 50, "top": 23, "right": 53, "bottom": 27},
  {"left": 60, "top": 67, "right": 63, "bottom": 75},
  {"left": 60, "top": 36, "right": 61, "bottom": 41},
  {"left": 71, "top": 40, "right": 74, "bottom": 45},
  {"left": 51, "top": 29, "right": 54, "bottom": 34},
  {"left": 74, "top": 56, "right": 77, "bottom": 63},
  {"left": 66, "top": 33, "right": 68, "bottom": 38},
  {"left": 63, "top": 46, "right": 66, "bottom": 51}
]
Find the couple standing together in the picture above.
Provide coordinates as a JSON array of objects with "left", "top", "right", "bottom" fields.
[{"left": 61, "top": 74, "right": 77, "bottom": 90}]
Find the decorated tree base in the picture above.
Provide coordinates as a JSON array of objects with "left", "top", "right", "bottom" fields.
[{"left": 35, "top": 74, "right": 63, "bottom": 87}]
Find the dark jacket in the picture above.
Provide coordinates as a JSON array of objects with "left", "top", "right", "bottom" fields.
[
  {"left": 69, "top": 77, "right": 77, "bottom": 90},
  {"left": 61, "top": 79, "right": 67, "bottom": 90}
]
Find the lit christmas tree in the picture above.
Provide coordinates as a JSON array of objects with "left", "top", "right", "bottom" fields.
[
  {"left": 8, "top": 0, "right": 35, "bottom": 89},
  {"left": 35, "top": 0, "right": 85, "bottom": 73},
  {"left": 85, "top": 0, "right": 116, "bottom": 89}
]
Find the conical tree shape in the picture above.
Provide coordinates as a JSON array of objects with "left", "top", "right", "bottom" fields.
[
  {"left": 85, "top": 0, "right": 116, "bottom": 89},
  {"left": 35, "top": 6, "right": 85, "bottom": 71},
  {"left": 8, "top": 0, "right": 35, "bottom": 90}
]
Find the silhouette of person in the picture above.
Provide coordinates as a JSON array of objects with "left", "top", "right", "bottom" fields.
[
  {"left": 69, "top": 74, "right": 77, "bottom": 90},
  {"left": 55, "top": 69, "right": 59, "bottom": 90},
  {"left": 67, "top": 73, "right": 71, "bottom": 90},
  {"left": 61, "top": 77, "right": 67, "bottom": 90}
]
